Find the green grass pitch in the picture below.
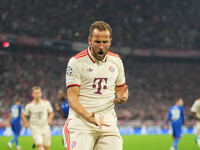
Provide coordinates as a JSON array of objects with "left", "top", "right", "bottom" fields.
[{"left": 0, "top": 135, "right": 198, "bottom": 150}]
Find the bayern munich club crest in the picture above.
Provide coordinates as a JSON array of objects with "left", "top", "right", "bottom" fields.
[
  {"left": 109, "top": 66, "right": 115, "bottom": 73},
  {"left": 71, "top": 140, "right": 77, "bottom": 149}
]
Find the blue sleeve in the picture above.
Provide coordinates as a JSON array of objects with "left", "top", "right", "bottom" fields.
[
  {"left": 166, "top": 108, "right": 171, "bottom": 125},
  {"left": 18, "top": 105, "right": 22, "bottom": 113},
  {"left": 66, "top": 99, "right": 69, "bottom": 104}
]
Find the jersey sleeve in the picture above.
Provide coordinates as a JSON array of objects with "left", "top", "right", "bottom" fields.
[
  {"left": 191, "top": 100, "right": 198, "bottom": 113},
  {"left": 165, "top": 108, "right": 172, "bottom": 124},
  {"left": 47, "top": 101, "right": 53, "bottom": 113},
  {"left": 66, "top": 57, "right": 81, "bottom": 88},
  {"left": 115, "top": 58, "right": 126, "bottom": 87},
  {"left": 24, "top": 104, "right": 30, "bottom": 116},
  {"left": 18, "top": 105, "right": 22, "bottom": 114}
]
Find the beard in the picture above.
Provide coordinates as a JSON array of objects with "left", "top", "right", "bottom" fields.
[{"left": 92, "top": 48, "right": 107, "bottom": 61}]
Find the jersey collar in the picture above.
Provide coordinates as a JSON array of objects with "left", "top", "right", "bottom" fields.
[{"left": 87, "top": 47, "right": 108, "bottom": 63}]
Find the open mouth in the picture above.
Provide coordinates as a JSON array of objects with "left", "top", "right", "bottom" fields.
[{"left": 98, "top": 51, "right": 104, "bottom": 55}]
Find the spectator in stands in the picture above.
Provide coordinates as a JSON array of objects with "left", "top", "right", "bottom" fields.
[{"left": 0, "top": 0, "right": 199, "bottom": 49}]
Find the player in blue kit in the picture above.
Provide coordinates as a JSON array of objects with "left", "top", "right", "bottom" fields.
[
  {"left": 7, "top": 98, "right": 27, "bottom": 150},
  {"left": 55, "top": 90, "right": 70, "bottom": 149},
  {"left": 164, "top": 98, "right": 185, "bottom": 150},
  {"left": 55, "top": 90, "right": 69, "bottom": 119}
]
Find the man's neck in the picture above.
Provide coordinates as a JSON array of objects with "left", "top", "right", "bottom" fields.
[{"left": 34, "top": 99, "right": 41, "bottom": 103}]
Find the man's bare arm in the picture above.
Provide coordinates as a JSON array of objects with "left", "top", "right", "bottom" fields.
[
  {"left": 21, "top": 113, "right": 29, "bottom": 128},
  {"left": 48, "top": 111, "right": 54, "bottom": 125},
  {"left": 7, "top": 113, "right": 11, "bottom": 127},
  {"left": 113, "top": 85, "right": 129, "bottom": 104},
  {"left": 67, "top": 86, "right": 108, "bottom": 127},
  {"left": 55, "top": 103, "right": 65, "bottom": 118}
]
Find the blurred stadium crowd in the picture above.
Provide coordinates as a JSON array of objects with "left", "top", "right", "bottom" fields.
[
  {"left": 0, "top": 0, "right": 200, "bottom": 127},
  {"left": 0, "top": 0, "right": 200, "bottom": 49},
  {"left": 0, "top": 51, "right": 199, "bottom": 127}
]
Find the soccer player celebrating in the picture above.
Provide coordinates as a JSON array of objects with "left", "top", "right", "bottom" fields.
[
  {"left": 7, "top": 98, "right": 27, "bottom": 150},
  {"left": 55, "top": 90, "right": 69, "bottom": 119},
  {"left": 164, "top": 98, "right": 185, "bottom": 150},
  {"left": 24, "top": 86, "right": 54, "bottom": 150},
  {"left": 63, "top": 21, "right": 128, "bottom": 150},
  {"left": 191, "top": 98, "right": 200, "bottom": 147}
]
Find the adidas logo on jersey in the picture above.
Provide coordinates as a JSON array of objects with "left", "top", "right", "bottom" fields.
[{"left": 87, "top": 68, "right": 93, "bottom": 72}]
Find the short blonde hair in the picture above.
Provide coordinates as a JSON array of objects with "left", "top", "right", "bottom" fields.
[
  {"left": 32, "top": 86, "right": 42, "bottom": 92},
  {"left": 89, "top": 21, "right": 112, "bottom": 38}
]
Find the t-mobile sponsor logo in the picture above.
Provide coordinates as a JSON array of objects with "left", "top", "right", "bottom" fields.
[{"left": 92, "top": 78, "right": 108, "bottom": 94}]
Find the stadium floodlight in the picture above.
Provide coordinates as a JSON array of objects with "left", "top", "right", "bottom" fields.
[{"left": 2, "top": 41, "right": 10, "bottom": 48}]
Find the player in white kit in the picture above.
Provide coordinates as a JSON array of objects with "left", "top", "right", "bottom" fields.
[
  {"left": 24, "top": 86, "right": 54, "bottom": 150},
  {"left": 191, "top": 98, "right": 200, "bottom": 147},
  {"left": 63, "top": 21, "right": 129, "bottom": 150}
]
